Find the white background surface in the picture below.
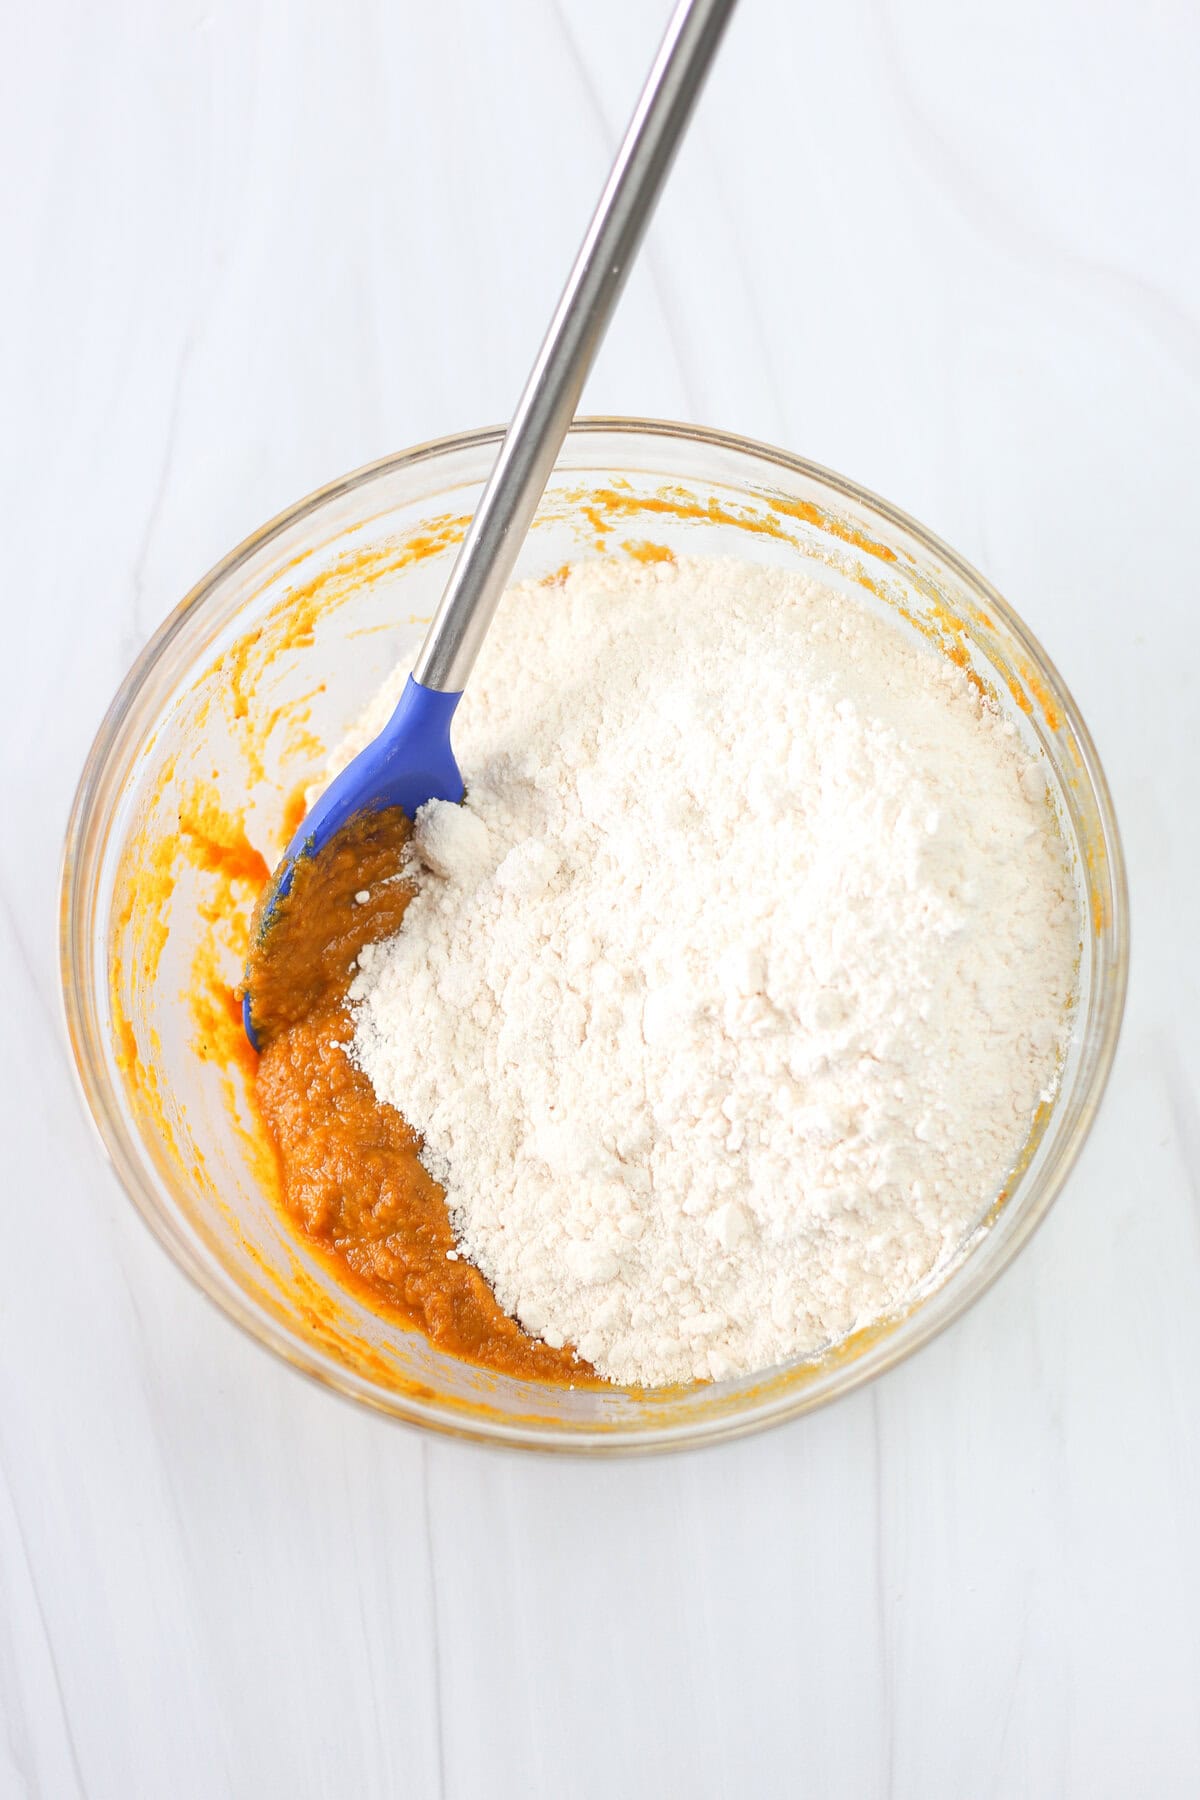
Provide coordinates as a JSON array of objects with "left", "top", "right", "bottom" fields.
[{"left": 3, "top": 0, "right": 1198, "bottom": 1794}]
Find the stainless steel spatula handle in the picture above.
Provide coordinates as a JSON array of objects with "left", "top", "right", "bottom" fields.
[{"left": 412, "top": 0, "right": 738, "bottom": 695}]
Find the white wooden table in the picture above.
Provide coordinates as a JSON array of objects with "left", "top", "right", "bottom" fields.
[{"left": 4, "top": 1, "right": 1198, "bottom": 1793}]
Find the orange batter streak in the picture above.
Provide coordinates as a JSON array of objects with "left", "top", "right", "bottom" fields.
[{"left": 245, "top": 808, "right": 594, "bottom": 1385}]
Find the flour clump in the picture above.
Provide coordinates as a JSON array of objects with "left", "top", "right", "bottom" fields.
[{"left": 341, "top": 555, "right": 1079, "bottom": 1386}]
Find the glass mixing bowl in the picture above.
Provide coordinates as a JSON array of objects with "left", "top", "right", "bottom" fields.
[{"left": 60, "top": 420, "right": 1127, "bottom": 1452}]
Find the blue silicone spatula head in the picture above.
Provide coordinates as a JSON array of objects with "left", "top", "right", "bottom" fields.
[
  {"left": 242, "top": 677, "right": 462, "bottom": 1046},
  {"left": 242, "top": 0, "right": 736, "bottom": 1048}
]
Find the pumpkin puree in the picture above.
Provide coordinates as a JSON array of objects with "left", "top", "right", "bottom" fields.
[{"left": 245, "top": 807, "right": 593, "bottom": 1385}]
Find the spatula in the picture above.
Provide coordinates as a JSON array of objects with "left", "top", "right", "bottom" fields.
[{"left": 244, "top": 0, "right": 737, "bottom": 1046}]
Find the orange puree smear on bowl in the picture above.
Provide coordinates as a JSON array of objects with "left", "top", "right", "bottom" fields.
[{"left": 244, "top": 807, "right": 596, "bottom": 1386}]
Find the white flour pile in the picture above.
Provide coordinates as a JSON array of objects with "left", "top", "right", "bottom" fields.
[{"left": 335, "top": 555, "right": 1078, "bottom": 1387}]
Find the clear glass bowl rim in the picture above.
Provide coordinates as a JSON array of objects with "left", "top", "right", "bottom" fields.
[{"left": 59, "top": 416, "right": 1130, "bottom": 1454}]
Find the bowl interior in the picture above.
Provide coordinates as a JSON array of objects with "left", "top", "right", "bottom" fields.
[{"left": 62, "top": 423, "right": 1126, "bottom": 1450}]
